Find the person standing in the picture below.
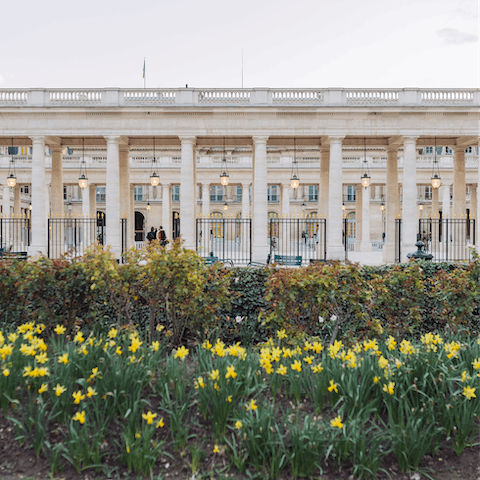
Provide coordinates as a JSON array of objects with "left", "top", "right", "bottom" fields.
[
  {"left": 159, "top": 226, "right": 167, "bottom": 246},
  {"left": 146, "top": 226, "right": 157, "bottom": 243}
]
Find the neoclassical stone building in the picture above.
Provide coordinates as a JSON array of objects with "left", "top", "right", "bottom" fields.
[{"left": 0, "top": 87, "right": 478, "bottom": 264}]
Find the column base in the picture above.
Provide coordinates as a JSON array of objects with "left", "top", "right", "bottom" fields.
[
  {"left": 252, "top": 244, "right": 270, "bottom": 264},
  {"left": 359, "top": 242, "right": 371, "bottom": 253},
  {"left": 382, "top": 243, "right": 396, "bottom": 264},
  {"left": 327, "top": 244, "right": 345, "bottom": 261},
  {"left": 28, "top": 244, "right": 47, "bottom": 257}
]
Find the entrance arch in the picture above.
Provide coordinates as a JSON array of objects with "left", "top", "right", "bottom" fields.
[{"left": 135, "top": 211, "right": 145, "bottom": 242}]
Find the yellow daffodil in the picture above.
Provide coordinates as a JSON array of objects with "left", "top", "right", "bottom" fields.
[
  {"left": 107, "top": 328, "right": 117, "bottom": 339},
  {"left": 174, "top": 345, "right": 189, "bottom": 360},
  {"left": 72, "top": 411, "right": 86, "bottom": 424},
  {"left": 373, "top": 376, "right": 380, "bottom": 384},
  {"left": 311, "top": 341, "right": 324, "bottom": 354},
  {"left": 461, "top": 371, "right": 470, "bottom": 382},
  {"left": 38, "top": 383, "right": 48, "bottom": 394},
  {"left": 2, "top": 369, "right": 9, "bottom": 377},
  {"left": 227, "top": 395, "right": 232, "bottom": 403},
  {"left": 72, "top": 390, "right": 86, "bottom": 404},
  {"left": 311, "top": 363, "right": 323, "bottom": 373},
  {"left": 86, "top": 387, "right": 97, "bottom": 398},
  {"left": 150, "top": 341, "right": 160, "bottom": 352},
  {"left": 235, "top": 420, "right": 243, "bottom": 430},
  {"left": 328, "top": 379, "right": 338, "bottom": 393},
  {"left": 276, "top": 329, "right": 287, "bottom": 340},
  {"left": 472, "top": 358, "right": 480, "bottom": 370},
  {"left": 35, "top": 352, "right": 48, "bottom": 364},
  {"left": 58, "top": 353, "right": 69, "bottom": 364},
  {"left": 135, "top": 432, "right": 141, "bottom": 438},
  {"left": 303, "top": 356, "right": 313, "bottom": 365},
  {"left": 276, "top": 364, "right": 287, "bottom": 376},
  {"left": 156, "top": 417, "right": 164, "bottom": 428},
  {"left": 156, "top": 324, "right": 165, "bottom": 332},
  {"left": 128, "top": 337, "right": 143, "bottom": 354},
  {"left": 73, "top": 332, "right": 84, "bottom": 343},
  {"left": 385, "top": 336, "right": 397, "bottom": 351},
  {"left": 201, "top": 339, "right": 212, "bottom": 350},
  {"left": 383, "top": 382, "right": 395, "bottom": 395},
  {"left": 247, "top": 399, "right": 257, "bottom": 411},
  {"left": 225, "top": 365, "right": 237, "bottom": 379},
  {"left": 395, "top": 359, "right": 402, "bottom": 369},
  {"left": 142, "top": 411, "right": 157, "bottom": 424},
  {"left": 209, "top": 369, "right": 220, "bottom": 381},
  {"left": 213, "top": 444, "right": 219, "bottom": 453},
  {"left": 463, "top": 386, "right": 476, "bottom": 400},
  {"left": 116, "top": 347, "right": 122, "bottom": 355},
  {"left": 194, "top": 377, "right": 205, "bottom": 389},
  {"left": 8, "top": 333, "right": 18, "bottom": 343},
  {"left": 330, "top": 415, "right": 343, "bottom": 429},
  {"left": 291, "top": 360, "right": 302, "bottom": 372},
  {"left": 54, "top": 384, "right": 66, "bottom": 396},
  {"left": 399, "top": 339, "right": 415, "bottom": 355},
  {"left": 378, "top": 356, "right": 388, "bottom": 370}
]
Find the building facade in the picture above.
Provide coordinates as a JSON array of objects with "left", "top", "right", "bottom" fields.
[{"left": 0, "top": 87, "right": 479, "bottom": 264}]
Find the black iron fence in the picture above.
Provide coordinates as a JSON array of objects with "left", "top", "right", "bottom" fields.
[
  {"left": 269, "top": 216, "right": 326, "bottom": 265},
  {"left": 196, "top": 215, "right": 252, "bottom": 265},
  {"left": 48, "top": 215, "right": 128, "bottom": 260},
  {"left": 395, "top": 217, "right": 475, "bottom": 263},
  {"left": 0, "top": 216, "right": 31, "bottom": 252},
  {"left": 418, "top": 217, "right": 475, "bottom": 262}
]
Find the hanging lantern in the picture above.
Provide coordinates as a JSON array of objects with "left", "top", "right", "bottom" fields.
[
  {"left": 419, "top": 202, "right": 424, "bottom": 211},
  {"left": 78, "top": 138, "right": 88, "bottom": 189},
  {"left": 223, "top": 201, "right": 228, "bottom": 211},
  {"left": 360, "top": 136, "right": 370, "bottom": 188},
  {"left": 150, "top": 137, "right": 160, "bottom": 186},
  {"left": 342, "top": 203, "right": 346, "bottom": 211},
  {"left": 431, "top": 137, "right": 441, "bottom": 189},
  {"left": 7, "top": 138, "right": 17, "bottom": 188},
  {"left": 146, "top": 202, "right": 151, "bottom": 211},
  {"left": 290, "top": 137, "right": 300, "bottom": 189},
  {"left": 29, "top": 202, "right": 32, "bottom": 211},
  {"left": 380, "top": 202, "right": 385, "bottom": 211},
  {"left": 220, "top": 137, "right": 229, "bottom": 186}
]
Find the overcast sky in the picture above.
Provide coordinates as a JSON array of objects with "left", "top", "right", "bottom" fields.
[{"left": 0, "top": 0, "right": 478, "bottom": 89}]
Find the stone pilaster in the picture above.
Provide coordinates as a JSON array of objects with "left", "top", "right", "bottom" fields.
[
  {"left": 13, "top": 184, "right": 21, "bottom": 216},
  {"left": 242, "top": 183, "right": 250, "bottom": 218},
  {"left": 179, "top": 136, "right": 196, "bottom": 250},
  {"left": 383, "top": 146, "right": 399, "bottom": 263},
  {"left": 327, "top": 136, "right": 345, "bottom": 259},
  {"left": 252, "top": 136, "right": 269, "bottom": 262},
  {"left": 401, "top": 136, "right": 419, "bottom": 259},
  {"left": 319, "top": 146, "right": 329, "bottom": 217},
  {"left": 452, "top": 146, "right": 466, "bottom": 217},
  {"left": 281, "top": 183, "right": 290, "bottom": 217},
  {"left": 28, "top": 136, "right": 47, "bottom": 256},
  {"left": 355, "top": 185, "right": 362, "bottom": 250},
  {"left": 105, "top": 136, "right": 121, "bottom": 258},
  {"left": 50, "top": 147, "right": 64, "bottom": 217},
  {"left": 360, "top": 184, "right": 371, "bottom": 252},
  {"left": 202, "top": 184, "right": 210, "bottom": 217}
]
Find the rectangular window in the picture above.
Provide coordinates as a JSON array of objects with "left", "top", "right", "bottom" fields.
[
  {"left": 446, "top": 147, "right": 453, "bottom": 155},
  {"left": 425, "top": 146, "right": 433, "bottom": 154},
  {"left": 134, "top": 186, "right": 144, "bottom": 201},
  {"left": 268, "top": 185, "right": 279, "bottom": 202},
  {"left": 21, "top": 186, "right": 30, "bottom": 194},
  {"left": 7, "top": 147, "right": 18, "bottom": 155},
  {"left": 344, "top": 185, "right": 356, "bottom": 202},
  {"left": 425, "top": 186, "right": 432, "bottom": 200},
  {"left": 234, "top": 186, "right": 242, "bottom": 202},
  {"left": 436, "top": 147, "right": 443, "bottom": 155},
  {"left": 172, "top": 185, "right": 180, "bottom": 202},
  {"left": 210, "top": 186, "right": 225, "bottom": 202},
  {"left": 307, "top": 185, "right": 318, "bottom": 202},
  {"left": 465, "top": 146, "right": 472, "bottom": 154},
  {"left": 96, "top": 186, "right": 106, "bottom": 202}
]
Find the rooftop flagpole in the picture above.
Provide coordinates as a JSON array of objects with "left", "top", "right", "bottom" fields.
[{"left": 143, "top": 58, "right": 146, "bottom": 89}]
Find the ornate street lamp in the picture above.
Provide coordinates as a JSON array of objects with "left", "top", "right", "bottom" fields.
[
  {"left": 7, "top": 138, "right": 17, "bottom": 188},
  {"left": 78, "top": 137, "right": 88, "bottom": 189},
  {"left": 220, "top": 137, "right": 229, "bottom": 186},
  {"left": 431, "top": 137, "right": 441, "bottom": 189},
  {"left": 360, "top": 136, "right": 370, "bottom": 188},
  {"left": 290, "top": 137, "right": 300, "bottom": 189},
  {"left": 150, "top": 137, "right": 160, "bottom": 187},
  {"left": 380, "top": 195, "right": 385, "bottom": 211}
]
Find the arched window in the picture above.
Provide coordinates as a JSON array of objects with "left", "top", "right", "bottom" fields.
[{"left": 347, "top": 212, "right": 356, "bottom": 239}]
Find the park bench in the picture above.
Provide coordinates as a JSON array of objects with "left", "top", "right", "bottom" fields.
[
  {"left": 273, "top": 255, "right": 302, "bottom": 266},
  {"left": 202, "top": 255, "right": 234, "bottom": 267}
]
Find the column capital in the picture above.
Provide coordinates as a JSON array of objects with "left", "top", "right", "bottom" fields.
[
  {"left": 29, "top": 136, "right": 46, "bottom": 144},
  {"left": 104, "top": 135, "right": 121, "bottom": 144},
  {"left": 386, "top": 144, "right": 400, "bottom": 153},
  {"left": 452, "top": 145, "right": 466, "bottom": 153},
  {"left": 252, "top": 135, "right": 269, "bottom": 144},
  {"left": 402, "top": 136, "right": 419, "bottom": 144},
  {"left": 119, "top": 144, "right": 131, "bottom": 153},
  {"left": 178, "top": 135, "right": 196, "bottom": 145},
  {"left": 50, "top": 145, "right": 64, "bottom": 154},
  {"left": 242, "top": 182, "right": 250, "bottom": 188}
]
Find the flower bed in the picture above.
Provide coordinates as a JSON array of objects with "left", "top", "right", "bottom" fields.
[{"left": 0, "top": 322, "right": 479, "bottom": 479}]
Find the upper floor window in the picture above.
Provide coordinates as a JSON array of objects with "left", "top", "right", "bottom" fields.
[
  {"left": 20, "top": 185, "right": 30, "bottom": 194},
  {"left": 172, "top": 185, "right": 180, "bottom": 202},
  {"left": 134, "top": 186, "right": 144, "bottom": 201},
  {"left": 7, "top": 147, "right": 18, "bottom": 155},
  {"left": 268, "top": 185, "right": 279, "bottom": 203},
  {"left": 307, "top": 185, "right": 318, "bottom": 202},
  {"left": 96, "top": 186, "right": 106, "bottom": 202},
  {"left": 234, "top": 186, "right": 242, "bottom": 202},
  {"left": 465, "top": 146, "right": 472, "bottom": 154},
  {"left": 425, "top": 146, "right": 433, "bottom": 154},
  {"left": 210, "top": 186, "right": 225, "bottom": 202},
  {"left": 436, "top": 147, "right": 443, "bottom": 155},
  {"left": 425, "top": 186, "right": 432, "bottom": 200},
  {"left": 445, "top": 147, "right": 453, "bottom": 155},
  {"left": 343, "top": 185, "right": 356, "bottom": 202}
]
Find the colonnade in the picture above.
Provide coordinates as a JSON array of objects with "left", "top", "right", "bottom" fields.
[{"left": 2, "top": 134, "right": 478, "bottom": 263}]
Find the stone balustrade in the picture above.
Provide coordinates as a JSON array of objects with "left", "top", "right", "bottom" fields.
[{"left": 0, "top": 88, "right": 477, "bottom": 108}]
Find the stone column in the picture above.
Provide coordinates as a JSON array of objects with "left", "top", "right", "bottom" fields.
[
  {"left": 319, "top": 146, "right": 329, "bottom": 217},
  {"left": 383, "top": 146, "right": 399, "bottom": 263},
  {"left": 401, "top": 137, "right": 419, "bottom": 259},
  {"left": 242, "top": 183, "right": 250, "bottom": 218},
  {"left": 81, "top": 183, "right": 90, "bottom": 217},
  {"left": 202, "top": 184, "right": 210, "bottom": 217},
  {"left": 179, "top": 136, "right": 196, "bottom": 250},
  {"left": 252, "top": 136, "right": 269, "bottom": 262},
  {"left": 452, "top": 146, "right": 466, "bottom": 217},
  {"left": 360, "top": 184, "right": 371, "bottom": 252},
  {"left": 442, "top": 183, "right": 451, "bottom": 246},
  {"left": 281, "top": 183, "right": 290, "bottom": 217},
  {"left": 470, "top": 186, "right": 477, "bottom": 245},
  {"left": 29, "top": 136, "right": 47, "bottom": 256},
  {"left": 355, "top": 185, "right": 362, "bottom": 251},
  {"left": 129, "top": 185, "right": 135, "bottom": 247},
  {"left": 162, "top": 183, "right": 171, "bottom": 240},
  {"left": 432, "top": 186, "right": 439, "bottom": 218},
  {"left": 2, "top": 184, "right": 11, "bottom": 248},
  {"left": 105, "top": 136, "right": 121, "bottom": 258},
  {"left": 51, "top": 147, "right": 64, "bottom": 217},
  {"left": 13, "top": 184, "right": 21, "bottom": 216},
  {"left": 327, "top": 136, "right": 345, "bottom": 259},
  {"left": 45, "top": 185, "right": 50, "bottom": 245},
  {"left": 89, "top": 184, "right": 97, "bottom": 219},
  {"left": 477, "top": 138, "right": 480, "bottom": 244},
  {"left": 119, "top": 146, "right": 131, "bottom": 248}
]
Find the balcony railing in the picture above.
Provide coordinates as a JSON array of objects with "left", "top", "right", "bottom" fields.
[{"left": 0, "top": 88, "right": 477, "bottom": 108}]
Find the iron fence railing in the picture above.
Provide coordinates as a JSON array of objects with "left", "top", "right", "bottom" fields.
[
  {"left": 196, "top": 216, "right": 252, "bottom": 266},
  {"left": 269, "top": 217, "right": 326, "bottom": 265},
  {"left": 0, "top": 216, "right": 31, "bottom": 252}
]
